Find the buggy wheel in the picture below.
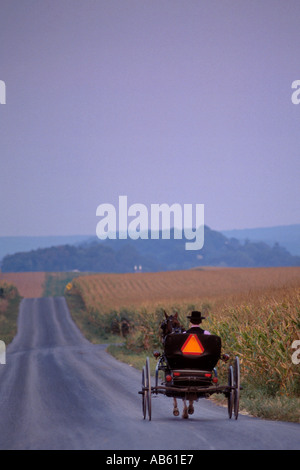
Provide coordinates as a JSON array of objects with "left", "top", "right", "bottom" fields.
[
  {"left": 142, "top": 366, "right": 147, "bottom": 419},
  {"left": 227, "top": 365, "right": 234, "bottom": 419},
  {"left": 145, "top": 357, "right": 152, "bottom": 421},
  {"left": 233, "top": 356, "right": 240, "bottom": 420}
]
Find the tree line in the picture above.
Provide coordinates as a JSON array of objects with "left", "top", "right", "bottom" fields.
[{"left": 1, "top": 226, "right": 300, "bottom": 272}]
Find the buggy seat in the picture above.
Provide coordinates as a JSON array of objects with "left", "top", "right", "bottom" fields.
[{"left": 164, "top": 333, "right": 221, "bottom": 371}]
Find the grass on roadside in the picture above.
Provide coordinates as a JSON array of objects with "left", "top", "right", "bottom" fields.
[
  {"left": 107, "top": 343, "right": 158, "bottom": 375},
  {"left": 0, "top": 282, "right": 22, "bottom": 345},
  {"left": 64, "top": 277, "right": 300, "bottom": 423},
  {"left": 107, "top": 342, "right": 300, "bottom": 423},
  {"left": 66, "top": 289, "right": 122, "bottom": 344},
  {"left": 43, "top": 272, "right": 84, "bottom": 297},
  {"left": 43, "top": 272, "right": 121, "bottom": 344}
]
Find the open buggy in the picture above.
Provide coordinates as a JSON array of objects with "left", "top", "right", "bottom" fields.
[{"left": 139, "top": 329, "right": 241, "bottom": 421}]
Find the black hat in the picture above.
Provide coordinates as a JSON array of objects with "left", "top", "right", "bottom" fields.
[{"left": 187, "top": 311, "right": 206, "bottom": 323}]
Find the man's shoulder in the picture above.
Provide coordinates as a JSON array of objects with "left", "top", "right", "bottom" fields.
[{"left": 186, "top": 326, "right": 204, "bottom": 334}]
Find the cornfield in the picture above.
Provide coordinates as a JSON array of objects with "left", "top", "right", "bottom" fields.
[
  {"left": 65, "top": 267, "right": 300, "bottom": 403},
  {"left": 207, "top": 288, "right": 300, "bottom": 396},
  {"left": 67, "top": 266, "right": 300, "bottom": 312},
  {"left": 0, "top": 272, "right": 46, "bottom": 298}
]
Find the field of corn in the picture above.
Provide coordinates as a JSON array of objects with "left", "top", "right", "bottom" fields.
[
  {"left": 65, "top": 266, "right": 300, "bottom": 310},
  {"left": 0, "top": 272, "right": 46, "bottom": 298},
  {"left": 65, "top": 267, "right": 300, "bottom": 421}
]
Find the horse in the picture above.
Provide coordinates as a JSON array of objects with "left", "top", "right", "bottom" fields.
[
  {"left": 160, "top": 311, "right": 184, "bottom": 340},
  {"left": 160, "top": 312, "right": 194, "bottom": 418}
]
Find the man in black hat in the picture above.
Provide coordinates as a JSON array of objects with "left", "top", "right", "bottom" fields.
[{"left": 186, "top": 311, "right": 211, "bottom": 335}]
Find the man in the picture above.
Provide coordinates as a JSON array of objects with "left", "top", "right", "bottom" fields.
[{"left": 186, "top": 311, "right": 211, "bottom": 335}]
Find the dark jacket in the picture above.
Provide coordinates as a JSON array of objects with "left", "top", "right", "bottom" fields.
[{"left": 186, "top": 326, "right": 206, "bottom": 335}]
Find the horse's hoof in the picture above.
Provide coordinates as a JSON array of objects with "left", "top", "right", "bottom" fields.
[
  {"left": 182, "top": 411, "right": 189, "bottom": 419},
  {"left": 188, "top": 405, "right": 194, "bottom": 415},
  {"left": 173, "top": 408, "right": 179, "bottom": 416}
]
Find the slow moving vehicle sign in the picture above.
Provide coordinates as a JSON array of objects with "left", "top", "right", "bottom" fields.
[{"left": 181, "top": 334, "right": 204, "bottom": 355}]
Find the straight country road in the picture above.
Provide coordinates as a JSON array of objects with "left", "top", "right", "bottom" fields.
[{"left": 0, "top": 297, "right": 298, "bottom": 450}]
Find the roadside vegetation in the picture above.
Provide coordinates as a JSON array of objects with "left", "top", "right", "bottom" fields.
[
  {"left": 65, "top": 268, "right": 300, "bottom": 423},
  {"left": 1, "top": 269, "right": 299, "bottom": 421},
  {"left": 43, "top": 272, "right": 83, "bottom": 297},
  {"left": 3, "top": 226, "right": 300, "bottom": 273},
  {"left": 0, "top": 272, "right": 46, "bottom": 298},
  {"left": 43, "top": 272, "right": 119, "bottom": 344},
  {"left": 0, "top": 281, "right": 22, "bottom": 344}
]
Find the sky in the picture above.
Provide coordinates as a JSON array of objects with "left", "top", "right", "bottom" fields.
[{"left": 0, "top": 0, "right": 299, "bottom": 237}]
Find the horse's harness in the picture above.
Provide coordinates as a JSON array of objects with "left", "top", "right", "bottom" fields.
[{"left": 161, "top": 316, "right": 184, "bottom": 343}]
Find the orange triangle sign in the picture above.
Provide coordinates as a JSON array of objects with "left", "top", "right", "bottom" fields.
[{"left": 181, "top": 334, "right": 204, "bottom": 355}]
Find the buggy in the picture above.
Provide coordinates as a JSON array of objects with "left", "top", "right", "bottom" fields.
[{"left": 139, "top": 332, "right": 240, "bottom": 421}]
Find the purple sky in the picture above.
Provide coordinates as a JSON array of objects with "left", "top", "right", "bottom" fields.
[{"left": 0, "top": 0, "right": 299, "bottom": 236}]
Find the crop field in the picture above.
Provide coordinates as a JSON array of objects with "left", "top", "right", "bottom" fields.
[
  {"left": 66, "top": 267, "right": 300, "bottom": 421},
  {"left": 1, "top": 267, "right": 299, "bottom": 420},
  {"left": 68, "top": 266, "right": 300, "bottom": 313},
  {"left": 0, "top": 272, "right": 46, "bottom": 298}
]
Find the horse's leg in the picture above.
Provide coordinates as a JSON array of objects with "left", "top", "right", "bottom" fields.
[
  {"left": 182, "top": 398, "right": 188, "bottom": 419},
  {"left": 173, "top": 398, "right": 179, "bottom": 416},
  {"left": 188, "top": 399, "right": 194, "bottom": 415}
]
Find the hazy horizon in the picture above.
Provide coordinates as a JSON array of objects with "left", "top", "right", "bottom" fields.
[{"left": 1, "top": 1, "right": 299, "bottom": 237}]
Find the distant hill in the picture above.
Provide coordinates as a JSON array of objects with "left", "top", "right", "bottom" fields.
[
  {"left": 0, "top": 235, "right": 92, "bottom": 261},
  {"left": 221, "top": 224, "right": 300, "bottom": 256},
  {"left": 1, "top": 226, "right": 299, "bottom": 273}
]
